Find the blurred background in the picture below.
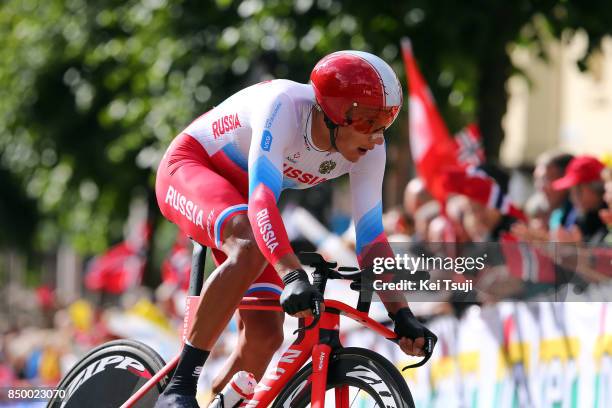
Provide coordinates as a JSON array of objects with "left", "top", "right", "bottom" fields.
[{"left": 1, "top": 0, "right": 611, "bottom": 407}]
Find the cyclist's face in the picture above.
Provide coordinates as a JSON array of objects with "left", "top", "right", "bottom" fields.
[{"left": 335, "top": 126, "right": 384, "bottom": 162}]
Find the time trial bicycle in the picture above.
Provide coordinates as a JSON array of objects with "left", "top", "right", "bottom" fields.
[{"left": 48, "top": 243, "right": 434, "bottom": 407}]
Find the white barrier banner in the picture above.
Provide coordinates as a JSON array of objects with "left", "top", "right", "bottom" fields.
[
  {"left": 375, "top": 302, "right": 612, "bottom": 407},
  {"left": 198, "top": 302, "right": 612, "bottom": 407}
]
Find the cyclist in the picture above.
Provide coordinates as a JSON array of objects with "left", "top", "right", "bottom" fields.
[{"left": 155, "top": 50, "right": 436, "bottom": 407}]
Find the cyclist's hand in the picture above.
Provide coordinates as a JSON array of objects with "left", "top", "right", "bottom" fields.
[
  {"left": 280, "top": 269, "right": 324, "bottom": 318},
  {"left": 390, "top": 307, "right": 437, "bottom": 357}
]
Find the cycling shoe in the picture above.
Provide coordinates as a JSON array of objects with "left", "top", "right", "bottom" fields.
[{"left": 154, "top": 392, "right": 200, "bottom": 408}]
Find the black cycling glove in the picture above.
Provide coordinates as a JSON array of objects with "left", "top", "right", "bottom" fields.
[
  {"left": 280, "top": 269, "right": 322, "bottom": 315},
  {"left": 389, "top": 307, "right": 437, "bottom": 352}
]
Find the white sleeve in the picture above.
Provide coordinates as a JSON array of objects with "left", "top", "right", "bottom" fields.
[
  {"left": 247, "top": 92, "right": 297, "bottom": 264},
  {"left": 349, "top": 142, "right": 393, "bottom": 264}
]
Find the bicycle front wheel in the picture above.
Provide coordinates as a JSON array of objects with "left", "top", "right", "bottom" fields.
[
  {"left": 47, "top": 339, "right": 168, "bottom": 408},
  {"left": 273, "top": 347, "right": 415, "bottom": 408}
]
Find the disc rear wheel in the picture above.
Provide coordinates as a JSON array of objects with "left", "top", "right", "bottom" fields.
[{"left": 47, "top": 339, "right": 168, "bottom": 408}]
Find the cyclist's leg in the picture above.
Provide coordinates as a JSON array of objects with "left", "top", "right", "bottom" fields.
[
  {"left": 157, "top": 134, "right": 273, "bottom": 348},
  {"left": 155, "top": 133, "right": 268, "bottom": 405},
  {"left": 209, "top": 261, "right": 285, "bottom": 392},
  {"left": 186, "top": 214, "right": 272, "bottom": 349},
  {"left": 211, "top": 309, "right": 285, "bottom": 393}
]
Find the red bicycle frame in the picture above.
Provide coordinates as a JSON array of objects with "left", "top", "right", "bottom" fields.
[{"left": 119, "top": 296, "right": 397, "bottom": 408}]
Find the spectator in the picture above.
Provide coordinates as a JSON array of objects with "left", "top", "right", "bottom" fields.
[
  {"left": 523, "top": 192, "right": 550, "bottom": 231},
  {"left": 552, "top": 156, "right": 607, "bottom": 244},
  {"left": 463, "top": 200, "right": 506, "bottom": 242},
  {"left": 403, "top": 177, "right": 433, "bottom": 217},
  {"left": 445, "top": 195, "right": 471, "bottom": 243},
  {"left": 462, "top": 164, "right": 518, "bottom": 242},
  {"left": 553, "top": 164, "right": 611, "bottom": 284},
  {"left": 383, "top": 207, "right": 414, "bottom": 242},
  {"left": 427, "top": 215, "right": 454, "bottom": 243},
  {"left": 426, "top": 215, "right": 458, "bottom": 258},
  {"left": 599, "top": 166, "right": 612, "bottom": 244},
  {"left": 534, "top": 152, "right": 575, "bottom": 229},
  {"left": 413, "top": 200, "right": 440, "bottom": 242}
]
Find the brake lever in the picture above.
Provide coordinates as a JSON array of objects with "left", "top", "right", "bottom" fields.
[
  {"left": 292, "top": 298, "right": 322, "bottom": 335},
  {"left": 388, "top": 335, "right": 435, "bottom": 370}
]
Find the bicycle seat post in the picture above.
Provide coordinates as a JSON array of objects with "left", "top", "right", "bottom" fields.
[{"left": 189, "top": 240, "right": 207, "bottom": 296}]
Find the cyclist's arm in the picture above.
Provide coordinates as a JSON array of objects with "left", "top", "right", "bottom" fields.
[
  {"left": 247, "top": 93, "right": 301, "bottom": 277},
  {"left": 349, "top": 143, "right": 408, "bottom": 314}
]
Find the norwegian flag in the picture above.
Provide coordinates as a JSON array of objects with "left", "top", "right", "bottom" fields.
[
  {"left": 401, "top": 38, "right": 461, "bottom": 203},
  {"left": 441, "top": 166, "right": 527, "bottom": 221},
  {"left": 454, "top": 124, "right": 485, "bottom": 167},
  {"left": 85, "top": 222, "right": 151, "bottom": 294},
  {"left": 500, "top": 233, "right": 556, "bottom": 283},
  {"left": 161, "top": 232, "right": 192, "bottom": 291}
]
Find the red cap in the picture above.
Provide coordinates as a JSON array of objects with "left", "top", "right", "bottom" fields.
[{"left": 552, "top": 156, "right": 604, "bottom": 190}]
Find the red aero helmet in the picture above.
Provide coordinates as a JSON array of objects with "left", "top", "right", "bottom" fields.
[{"left": 310, "top": 50, "right": 403, "bottom": 134}]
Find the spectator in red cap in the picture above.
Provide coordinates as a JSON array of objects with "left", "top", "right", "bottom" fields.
[
  {"left": 555, "top": 165, "right": 611, "bottom": 284},
  {"left": 552, "top": 155, "right": 607, "bottom": 244}
]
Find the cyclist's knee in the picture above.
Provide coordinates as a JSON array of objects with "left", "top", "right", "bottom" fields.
[{"left": 222, "top": 214, "right": 266, "bottom": 273}]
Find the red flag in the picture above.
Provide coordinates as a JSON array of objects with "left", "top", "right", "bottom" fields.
[
  {"left": 402, "top": 38, "right": 525, "bottom": 221},
  {"left": 85, "top": 222, "right": 150, "bottom": 294},
  {"left": 401, "top": 38, "right": 460, "bottom": 203},
  {"left": 161, "top": 232, "right": 192, "bottom": 291},
  {"left": 85, "top": 243, "right": 144, "bottom": 293}
]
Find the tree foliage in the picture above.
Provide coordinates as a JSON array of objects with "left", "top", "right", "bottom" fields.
[{"left": 0, "top": 0, "right": 610, "bottom": 261}]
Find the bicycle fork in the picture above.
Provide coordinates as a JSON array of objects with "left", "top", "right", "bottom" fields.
[
  {"left": 245, "top": 308, "right": 345, "bottom": 408},
  {"left": 311, "top": 309, "right": 346, "bottom": 408}
]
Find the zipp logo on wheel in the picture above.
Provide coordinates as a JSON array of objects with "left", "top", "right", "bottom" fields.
[{"left": 62, "top": 355, "right": 150, "bottom": 405}]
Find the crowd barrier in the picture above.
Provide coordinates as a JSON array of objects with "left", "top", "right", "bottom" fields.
[{"left": 346, "top": 301, "right": 612, "bottom": 407}]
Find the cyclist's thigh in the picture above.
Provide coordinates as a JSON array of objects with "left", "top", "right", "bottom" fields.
[
  {"left": 237, "top": 307, "right": 284, "bottom": 348},
  {"left": 156, "top": 132, "right": 247, "bottom": 249},
  {"left": 211, "top": 250, "right": 283, "bottom": 299}
]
